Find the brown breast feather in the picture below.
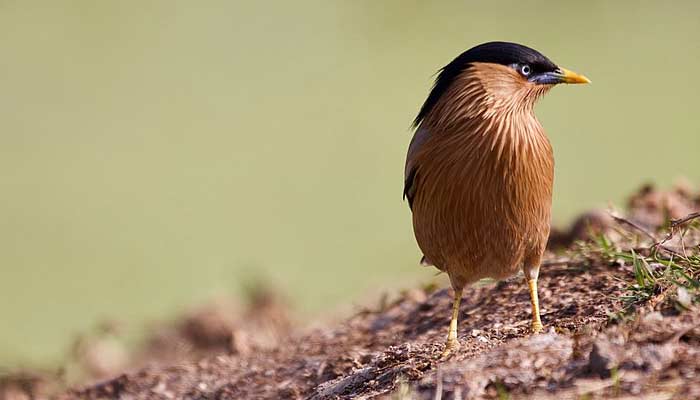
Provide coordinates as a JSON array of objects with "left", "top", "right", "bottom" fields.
[{"left": 406, "top": 63, "right": 555, "bottom": 288}]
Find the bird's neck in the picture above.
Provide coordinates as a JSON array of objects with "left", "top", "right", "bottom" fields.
[{"left": 422, "top": 64, "right": 553, "bottom": 165}]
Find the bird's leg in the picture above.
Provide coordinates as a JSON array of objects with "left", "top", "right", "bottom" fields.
[
  {"left": 440, "top": 287, "right": 463, "bottom": 358},
  {"left": 527, "top": 276, "right": 543, "bottom": 333}
]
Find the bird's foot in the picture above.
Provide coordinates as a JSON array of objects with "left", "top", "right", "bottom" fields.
[
  {"left": 531, "top": 320, "right": 544, "bottom": 334},
  {"left": 439, "top": 338, "right": 461, "bottom": 359}
]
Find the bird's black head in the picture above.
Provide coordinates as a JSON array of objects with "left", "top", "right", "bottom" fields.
[
  {"left": 451, "top": 41, "right": 558, "bottom": 76},
  {"left": 413, "top": 41, "right": 589, "bottom": 127}
]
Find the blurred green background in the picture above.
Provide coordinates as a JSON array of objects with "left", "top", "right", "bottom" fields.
[{"left": 2, "top": 1, "right": 700, "bottom": 366}]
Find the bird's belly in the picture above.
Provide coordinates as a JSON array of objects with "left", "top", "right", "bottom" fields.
[{"left": 412, "top": 162, "right": 551, "bottom": 286}]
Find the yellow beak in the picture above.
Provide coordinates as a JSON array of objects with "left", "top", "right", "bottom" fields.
[{"left": 557, "top": 67, "right": 591, "bottom": 84}]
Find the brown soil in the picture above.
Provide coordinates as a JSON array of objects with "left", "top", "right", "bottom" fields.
[{"left": 3, "top": 183, "right": 700, "bottom": 400}]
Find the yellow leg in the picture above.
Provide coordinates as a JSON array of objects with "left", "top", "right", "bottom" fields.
[
  {"left": 440, "top": 287, "right": 463, "bottom": 358},
  {"left": 527, "top": 278, "right": 543, "bottom": 333}
]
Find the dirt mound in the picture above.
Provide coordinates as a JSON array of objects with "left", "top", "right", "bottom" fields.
[
  {"left": 3, "top": 183, "right": 699, "bottom": 400},
  {"left": 60, "top": 256, "right": 627, "bottom": 400},
  {"left": 409, "top": 310, "right": 700, "bottom": 399}
]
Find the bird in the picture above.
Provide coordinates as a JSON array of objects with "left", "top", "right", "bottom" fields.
[{"left": 403, "top": 41, "right": 589, "bottom": 357}]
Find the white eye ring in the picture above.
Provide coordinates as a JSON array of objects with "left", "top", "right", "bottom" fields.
[{"left": 520, "top": 65, "right": 531, "bottom": 76}]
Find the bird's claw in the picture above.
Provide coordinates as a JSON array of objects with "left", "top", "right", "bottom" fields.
[
  {"left": 531, "top": 321, "right": 544, "bottom": 334},
  {"left": 439, "top": 338, "right": 460, "bottom": 359}
]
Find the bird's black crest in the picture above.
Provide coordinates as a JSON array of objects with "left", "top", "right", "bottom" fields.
[{"left": 412, "top": 41, "right": 558, "bottom": 127}]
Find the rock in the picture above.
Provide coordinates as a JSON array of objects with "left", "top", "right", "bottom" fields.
[{"left": 588, "top": 338, "right": 623, "bottom": 378}]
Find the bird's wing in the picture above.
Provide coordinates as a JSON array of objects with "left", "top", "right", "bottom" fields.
[{"left": 403, "top": 126, "right": 432, "bottom": 209}]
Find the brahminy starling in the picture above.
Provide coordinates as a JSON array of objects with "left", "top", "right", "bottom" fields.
[{"left": 403, "top": 41, "right": 589, "bottom": 357}]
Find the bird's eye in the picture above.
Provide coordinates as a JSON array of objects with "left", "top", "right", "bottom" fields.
[{"left": 520, "top": 65, "right": 531, "bottom": 76}]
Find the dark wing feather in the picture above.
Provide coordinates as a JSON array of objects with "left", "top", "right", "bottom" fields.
[
  {"left": 403, "top": 167, "right": 417, "bottom": 208},
  {"left": 404, "top": 126, "right": 432, "bottom": 210}
]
